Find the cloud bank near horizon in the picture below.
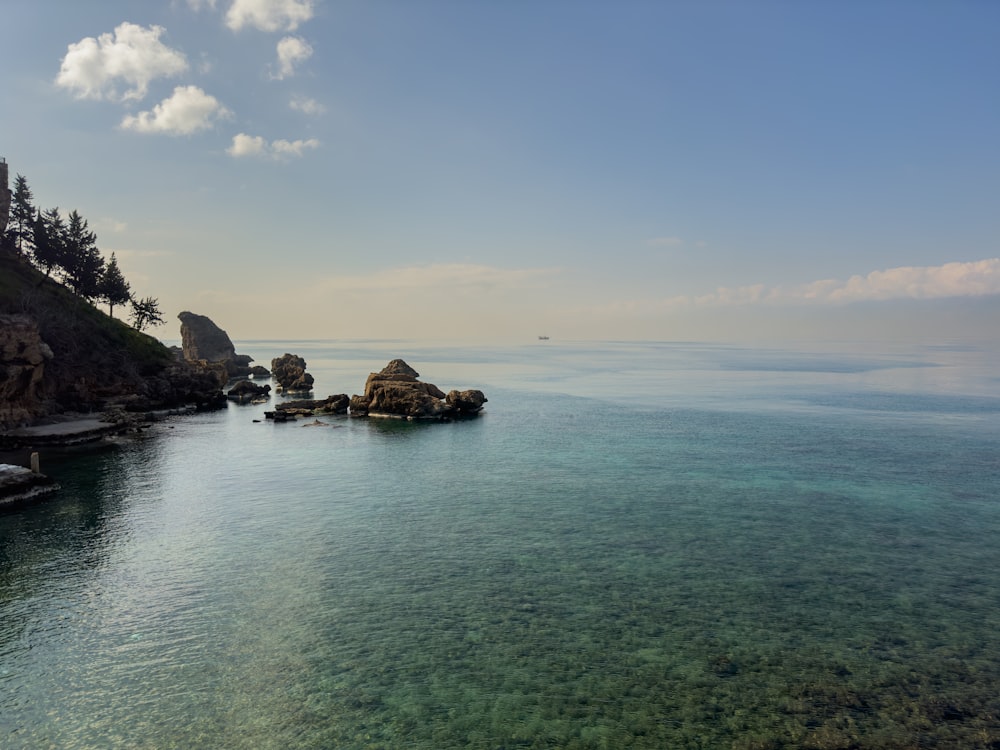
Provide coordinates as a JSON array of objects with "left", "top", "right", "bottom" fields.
[
  {"left": 722, "top": 258, "right": 1000, "bottom": 305},
  {"left": 220, "top": 258, "right": 1000, "bottom": 312},
  {"left": 601, "top": 258, "right": 1000, "bottom": 316}
]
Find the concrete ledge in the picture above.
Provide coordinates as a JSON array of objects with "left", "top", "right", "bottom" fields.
[{"left": 0, "top": 463, "right": 60, "bottom": 509}]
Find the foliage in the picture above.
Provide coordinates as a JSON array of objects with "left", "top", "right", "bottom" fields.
[
  {"left": 129, "top": 295, "right": 165, "bottom": 331},
  {"left": 7, "top": 174, "right": 35, "bottom": 257},
  {"left": 31, "top": 207, "right": 66, "bottom": 276},
  {"left": 61, "top": 209, "right": 105, "bottom": 299},
  {"left": 98, "top": 252, "right": 132, "bottom": 317},
  {"left": 3, "top": 165, "right": 168, "bottom": 336}
]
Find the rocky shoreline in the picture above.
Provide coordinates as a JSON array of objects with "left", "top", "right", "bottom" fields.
[{"left": 0, "top": 311, "right": 488, "bottom": 506}]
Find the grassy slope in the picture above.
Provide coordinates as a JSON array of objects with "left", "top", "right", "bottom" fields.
[{"left": 0, "top": 250, "right": 173, "bottom": 397}]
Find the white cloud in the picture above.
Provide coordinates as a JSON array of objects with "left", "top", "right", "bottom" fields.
[
  {"left": 273, "top": 36, "right": 313, "bottom": 79},
  {"left": 290, "top": 95, "right": 325, "bottom": 115},
  {"left": 55, "top": 22, "right": 188, "bottom": 102},
  {"left": 226, "top": 0, "right": 315, "bottom": 32},
  {"left": 271, "top": 137, "right": 320, "bottom": 157},
  {"left": 228, "top": 133, "right": 268, "bottom": 157},
  {"left": 187, "top": 0, "right": 217, "bottom": 9},
  {"left": 817, "top": 259, "right": 1000, "bottom": 302},
  {"left": 589, "top": 258, "right": 1000, "bottom": 320},
  {"left": 227, "top": 132, "right": 320, "bottom": 159},
  {"left": 120, "top": 86, "right": 231, "bottom": 135}
]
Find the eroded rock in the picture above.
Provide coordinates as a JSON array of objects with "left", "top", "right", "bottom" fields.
[
  {"left": 350, "top": 359, "right": 487, "bottom": 420},
  {"left": 178, "top": 311, "right": 256, "bottom": 380},
  {"left": 271, "top": 353, "right": 314, "bottom": 392}
]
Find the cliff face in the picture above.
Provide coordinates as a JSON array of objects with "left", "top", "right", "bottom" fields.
[
  {"left": 0, "top": 252, "right": 222, "bottom": 429},
  {"left": 0, "top": 315, "right": 53, "bottom": 427},
  {"left": 179, "top": 311, "right": 237, "bottom": 362},
  {"left": 178, "top": 310, "right": 258, "bottom": 380}
]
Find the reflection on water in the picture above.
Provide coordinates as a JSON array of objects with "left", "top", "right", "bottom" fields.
[{"left": 3, "top": 341, "right": 1000, "bottom": 748}]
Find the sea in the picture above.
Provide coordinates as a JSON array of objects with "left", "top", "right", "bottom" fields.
[{"left": 2, "top": 339, "right": 1000, "bottom": 749}]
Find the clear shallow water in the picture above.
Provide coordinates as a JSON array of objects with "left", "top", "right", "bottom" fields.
[{"left": 2, "top": 340, "right": 1000, "bottom": 749}]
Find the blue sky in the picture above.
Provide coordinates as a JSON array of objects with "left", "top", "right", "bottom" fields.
[{"left": 2, "top": 0, "right": 999, "bottom": 343}]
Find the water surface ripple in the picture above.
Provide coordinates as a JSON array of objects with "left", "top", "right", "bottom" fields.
[{"left": 2, "top": 341, "right": 1000, "bottom": 748}]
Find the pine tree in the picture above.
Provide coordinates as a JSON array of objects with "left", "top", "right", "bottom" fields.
[
  {"left": 61, "top": 209, "right": 105, "bottom": 299},
  {"left": 7, "top": 174, "right": 35, "bottom": 257},
  {"left": 98, "top": 252, "right": 132, "bottom": 318},
  {"left": 31, "top": 207, "right": 66, "bottom": 276}
]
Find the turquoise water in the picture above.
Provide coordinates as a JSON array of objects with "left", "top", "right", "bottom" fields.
[{"left": 2, "top": 340, "right": 1000, "bottom": 749}]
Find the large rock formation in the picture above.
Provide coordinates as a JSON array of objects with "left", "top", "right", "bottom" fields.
[
  {"left": 350, "top": 359, "right": 486, "bottom": 420},
  {"left": 178, "top": 311, "right": 258, "bottom": 381},
  {"left": 271, "top": 353, "right": 314, "bottom": 392}
]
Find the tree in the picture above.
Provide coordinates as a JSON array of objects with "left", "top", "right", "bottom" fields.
[
  {"left": 98, "top": 252, "right": 132, "bottom": 318},
  {"left": 31, "top": 207, "right": 66, "bottom": 276},
  {"left": 61, "top": 209, "right": 104, "bottom": 299},
  {"left": 129, "top": 296, "right": 165, "bottom": 331},
  {"left": 7, "top": 174, "right": 35, "bottom": 257}
]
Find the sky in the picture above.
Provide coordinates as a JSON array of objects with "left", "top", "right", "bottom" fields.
[{"left": 2, "top": 0, "right": 999, "bottom": 344}]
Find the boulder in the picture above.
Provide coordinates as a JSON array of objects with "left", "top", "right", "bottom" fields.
[
  {"left": 177, "top": 311, "right": 256, "bottom": 380},
  {"left": 276, "top": 394, "right": 349, "bottom": 415},
  {"left": 446, "top": 389, "right": 488, "bottom": 415},
  {"left": 350, "top": 359, "right": 487, "bottom": 420},
  {"left": 271, "top": 353, "right": 314, "bottom": 392},
  {"left": 227, "top": 380, "right": 271, "bottom": 403}
]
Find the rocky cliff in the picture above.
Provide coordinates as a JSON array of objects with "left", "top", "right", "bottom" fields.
[
  {"left": 0, "top": 252, "right": 224, "bottom": 430},
  {"left": 0, "top": 315, "right": 53, "bottom": 427},
  {"left": 178, "top": 311, "right": 263, "bottom": 381}
]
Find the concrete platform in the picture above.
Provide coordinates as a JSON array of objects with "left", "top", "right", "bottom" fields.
[
  {"left": 0, "top": 463, "right": 60, "bottom": 508},
  {"left": 1, "top": 418, "right": 122, "bottom": 447}
]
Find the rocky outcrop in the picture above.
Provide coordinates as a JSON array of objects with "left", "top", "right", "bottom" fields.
[
  {"left": 227, "top": 380, "right": 271, "bottom": 403},
  {"left": 0, "top": 314, "right": 54, "bottom": 428},
  {"left": 446, "top": 389, "right": 488, "bottom": 414},
  {"left": 178, "top": 311, "right": 256, "bottom": 381},
  {"left": 273, "top": 394, "right": 349, "bottom": 418},
  {"left": 271, "top": 353, "right": 314, "bottom": 392},
  {"left": 350, "top": 359, "right": 487, "bottom": 419}
]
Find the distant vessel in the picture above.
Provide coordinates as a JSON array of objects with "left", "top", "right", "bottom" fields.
[{"left": 538, "top": 335, "right": 550, "bottom": 340}]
